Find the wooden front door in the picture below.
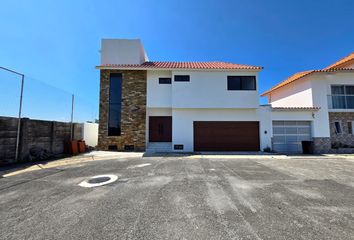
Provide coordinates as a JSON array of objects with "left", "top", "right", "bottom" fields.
[{"left": 149, "top": 117, "right": 172, "bottom": 142}]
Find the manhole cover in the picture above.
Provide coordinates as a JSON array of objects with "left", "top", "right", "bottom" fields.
[
  {"left": 88, "top": 176, "right": 111, "bottom": 184},
  {"left": 79, "top": 174, "right": 118, "bottom": 188}
]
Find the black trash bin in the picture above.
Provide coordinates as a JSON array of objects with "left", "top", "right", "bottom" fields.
[{"left": 302, "top": 141, "right": 314, "bottom": 154}]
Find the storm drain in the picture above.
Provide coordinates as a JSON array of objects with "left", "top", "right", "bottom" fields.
[{"left": 79, "top": 174, "right": 118, "bottom": 188}]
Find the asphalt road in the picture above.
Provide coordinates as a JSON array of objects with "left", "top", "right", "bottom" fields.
[{"left": 1, "top": 156, "right": 354, "bottom": 240}]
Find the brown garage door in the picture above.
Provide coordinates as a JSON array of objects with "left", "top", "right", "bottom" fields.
[{"left": 194, "top": 121, "right": 260, "bottom": 151}]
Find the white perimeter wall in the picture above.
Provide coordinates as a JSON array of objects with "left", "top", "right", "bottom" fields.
[
  {"left": 172, "top": 108, "right": 272, "bottom": 152},
  {"left": 83, "top": 123, "right": 99, "bottom": 147}
]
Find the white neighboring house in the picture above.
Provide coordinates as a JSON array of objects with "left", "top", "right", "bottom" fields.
[{"left": 262, "top": 52, "right": 354, "bottom": 153}]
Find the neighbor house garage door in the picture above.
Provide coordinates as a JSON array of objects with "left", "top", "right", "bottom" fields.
[
  {"left": 272, "top": 121, "right": 312, "bottom": 153},
  {"left": 193, "top": 121, "right": 260, "bottom": 151}
]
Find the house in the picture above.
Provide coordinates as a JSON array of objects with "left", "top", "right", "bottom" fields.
[
  {"left": 262, "top": 52, "right": 354, "bottom": 153},
  {"left": 96, "top": 39, "right": 350, "bottom": 154},
  {"left": 96, "top": 39, "right": 274, "bottom": 153}
]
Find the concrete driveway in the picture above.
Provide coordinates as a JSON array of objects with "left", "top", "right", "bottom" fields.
[{"left": 1, "top": 155, "right": 354, "bottom": 240}]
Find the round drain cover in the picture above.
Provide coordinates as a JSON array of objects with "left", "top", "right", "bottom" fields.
[
  {"left": 79, "top": 174, "right": 118, "bottom": 188},
  {"left": 87, "top": 176, "right": 111, "bottom": 184}
]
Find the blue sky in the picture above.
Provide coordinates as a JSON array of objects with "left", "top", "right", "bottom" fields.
[{"left": 1, "top": 0, "right": 354, "bottom": 121}]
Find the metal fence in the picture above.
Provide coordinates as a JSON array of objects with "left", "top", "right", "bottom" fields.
[{"left": 0, "top": 66, "right": 98, "bottom": 161}]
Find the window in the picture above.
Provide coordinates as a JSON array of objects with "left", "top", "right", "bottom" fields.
[
  {"left": 348, "top": 121, "right": 354, "bottom": 134},
  {"left": 331, "top": 85, "right": 354, "bottom": 109},
  {"left": 227, "top": 76, "right": 256, "bottom": 90},
  {"left": 331, "top": 85, "right": 344, "bottom": 95},
  {"left": 159, "top": 78, "right": 171, "bottom": 84},
  {"left": 334, "top": 121, "right": 342, "bottom": 134},
  {"left": 108, "top": 73, "right": 122, "bottom": 136},
  {"left": 174, "top": 75, "right": 190, "bottom": 82}
]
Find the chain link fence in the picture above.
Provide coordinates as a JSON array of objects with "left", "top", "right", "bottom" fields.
[{"left": 0, "top": 67, "right": 98, "bottom": 164}]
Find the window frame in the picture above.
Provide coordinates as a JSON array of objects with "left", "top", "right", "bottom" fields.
[
  {"left": 108, "top": 73, "right": 123, "bottom": 136},
  {"left": 227, "top": 76, "right": 257, "bottom": 91},
  {"left": 331, "top": 85, "right": 354, "bottom": 96},
  {"left": 348, "top": 121, "right": 354, "bottom": 134},
  {"left": 331, "top": 85, "right": 354, "bottom": 109},
  {"left": 334, "top": 121, "right": 342, "bottom": 134},
  {"left": 174, "top": 75, "right": 190, "bottom": 82},
  {"left": 158, "top": 77, "right": 172, "bottom": 84}
]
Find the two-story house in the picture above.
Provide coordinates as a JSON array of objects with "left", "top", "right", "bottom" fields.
[
  {"left": 262, "top": 52, "right": 354, "bottom": 153},
  {"left": 96, "top": 39, "right": 273, "bottom": 153}
]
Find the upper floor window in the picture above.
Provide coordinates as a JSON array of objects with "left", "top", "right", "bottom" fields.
[
  {"left": 159, "top": 78, "right": 172, "bottom": 84},
  {"left": 174, "top": 75, "right": 190, "bottom": 82},
  {"left": 227, "top": 76, "right": 256, "bottom": 90},
  {"left": 108, "top": 73, "right": 122, "bottom": 136},
  {"left": 331, "top": 85, "right": 354, "bottom": 95},
  {"left": 331, "top": 85, "right": 354, "bottom": 109}
]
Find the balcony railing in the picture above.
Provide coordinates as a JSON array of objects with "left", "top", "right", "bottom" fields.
[{"left": 328, "top": 95, "right": 354, "bottom": 109}]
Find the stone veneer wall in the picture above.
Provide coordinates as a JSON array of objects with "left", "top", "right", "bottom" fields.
[
  {"left": 313, "top": 137, "right": 331, "bottom": 154},
  {"left": 329, "top": 112, "right": 354, "bottom": 147},
  {"left": 98, "top": 69, "right": 146, "bottom": 151}
]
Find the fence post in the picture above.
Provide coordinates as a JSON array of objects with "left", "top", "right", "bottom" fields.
[
  {"left": 0, "top": 67, "right": 25, "bottom": 162},
  {"left": 70, "top": 94, "right": 74, "bottom": 140},
  {"left": 15, "top": 74, "right": 25, "bottom": 161}
]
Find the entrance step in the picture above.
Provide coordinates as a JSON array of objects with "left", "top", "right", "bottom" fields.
[{"left": 146, "top": 142, "right": 172, "bottom": 153}]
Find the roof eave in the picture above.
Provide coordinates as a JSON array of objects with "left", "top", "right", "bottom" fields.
[
  {"left": 95, "top": 66, "right": 263, "bottom": 71},
  {"left": 271, "top": 107, "right": 320, "bottom": 112},
  {"left": 262, "top": 68, "right": 354, "bottom": 96}
]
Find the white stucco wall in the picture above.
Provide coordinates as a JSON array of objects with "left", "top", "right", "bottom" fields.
[
  {"left": 83, "top": 123, "right": 99, "bottom": 147},
  {"left": 147, "top": 71, "right": 172, "bottom": 108},
  {"left": 310, "top": 75, "right": 330, "bottom": 137},
  {"left": 324, "top": 72, "right": 354, "bottom": 95},
  {"left": 100, "top": 39, "right": 147, "bottom": 65},
  {"left": 269, "top": 77, "right": 313, "bottom": 107},
  {"left": 171, "top": 108, "right": 272, "bottom": 152},
  {"left": 271, "top": 110, "right": 314, "bottom": 121},
  {"left": 171, "top": 70, "right": 260, "bottom": 108},
  {"left": 311, "top": 72, "right": 354, "bottom": 137}
]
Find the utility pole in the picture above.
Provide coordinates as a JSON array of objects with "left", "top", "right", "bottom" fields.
[{"left": 0, "top": 66, "right": 25, "bottom": 161}]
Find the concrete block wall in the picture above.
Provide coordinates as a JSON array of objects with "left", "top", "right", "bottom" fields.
[
  {"left": 0, "top": 117, "right": 83, "bottom": 165},
  {"left": 0, "top": 117, "right": 18, "bottom": 164}
]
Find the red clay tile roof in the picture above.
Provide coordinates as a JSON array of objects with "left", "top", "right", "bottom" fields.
[
  {"left": 262, "top": 53, "right": 354, "bottom": 96},
  {"left": 97, "top": 61, "right": 263, "bottom": 70},
  {"left": 272, "top": 106, "right": 320, "bottom": 111},
  {"left": 324, "top": 52, "right": 354, "bottom": 70}
]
